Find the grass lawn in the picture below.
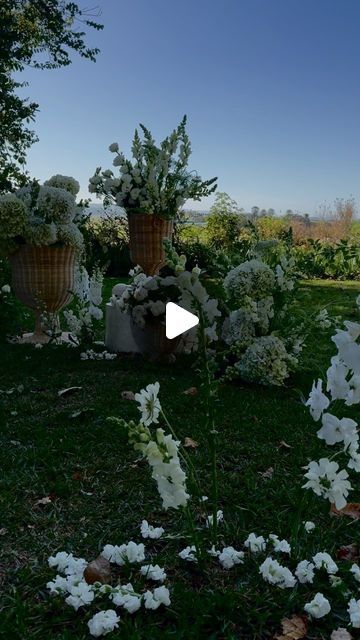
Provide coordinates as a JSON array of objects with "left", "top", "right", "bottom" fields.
[{"left": 1, "top": 279, "right": 360, "bottom": 639}]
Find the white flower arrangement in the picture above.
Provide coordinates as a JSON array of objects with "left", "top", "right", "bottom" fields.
[
  {"left": 44, "top": 174, "right": 80, "bottom": 196},
  {"left": 303, "top": 295, "right": 360, "bottom": 510},
  {"left": 64, "top": 265, "right": 104, "bottom": 345},
  {"left": 89, "top": 116, "right": 217, "bottom": 219},
  {"left": 0, "top": 178, "right": 84, "bottom": 255}
]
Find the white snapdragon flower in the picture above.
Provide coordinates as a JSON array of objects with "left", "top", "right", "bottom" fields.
[
  {"left": 135, "top": 382, "right": 161, "bottom": 426},
  {"left": 304, "top": 521, "right": 315, "bottom": 532},
  {"left": 101, "top": 542, "right": 145, "bottom": 565},
  {"left": 313, "top": 552, "right": 338, "bottom": 575},
  {"left": 140, "top": 564, "right": 166, "bottom": 582},
  {"left": 140, "top": 520, "right": 164, "bottom": 539},
  {"left": 303, "top": 458, "right": 351, "bottom": 509},
  {"left": 244, "top": 533, "right": 266, "bottom": 553},
  {"left": 304, "top": 592, "right": 331, "bottom": 618},
  {"left": 317, "top": 413, "right": 358, "bottom": 447},
  {"left": 48, "top": 551, "right": 73, "bottom": 572},
  {"left": 110, "top": 583, "right": 141, "bottom": 613},
  {"left": 326, "top": 356, "right": 350, "bottom": 400},
  {"left": 207, "top": 545, "right": 220, "bottom": 557},
  {"left": 178, "top": 545, "right": 197, "bottom": 562},
  {"left": 295, "top": 560, "right": 315, "bottom": 584},
  {"left": 88, "top": 610, "right": 120, "bottom": 637},
  {"left": 306, "top": 379, "right": 330, "bottom": 421},
  {"left": 348, "top": 598, "right": 360, "bottom": 628},
  {"left": 109, "top": 143, "right": 119, "bottom": 153},
  {"left": 259, "top": 557, "right": 296, "bottom": 589},
  {"left": 47, "top": 574, "right": 72, "bottom": 594},
  {"left": 206, "top": 510, "right": 224, "bottom": 527},
  {"left": 268, "top": 534, "right": 291, "bottom": 554},
  {"left": 143, "top": 586, "right": 171, "bottom": 610},
  {"left": 218, "top": 547, "right": 244, "bottom": 569},
  {"left": 65, "top": 580, "right": 95, "bottom": 610},
  {"left": 350, "top": 563, "right": 360, "bottom": 582}
]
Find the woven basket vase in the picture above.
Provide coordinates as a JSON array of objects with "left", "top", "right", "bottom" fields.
[
  {"left": 9, "top": 245, "right": 76, "bottom": 340},
  {"left": 127, "top": 213, "right": 173, "bottom": 275}
]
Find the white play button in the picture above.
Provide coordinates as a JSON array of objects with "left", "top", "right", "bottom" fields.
[{"left": 166, "top": 302, "right": 199, "bottom": 339}]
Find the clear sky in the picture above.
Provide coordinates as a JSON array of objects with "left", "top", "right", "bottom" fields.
[{"left": 20, "top": 0, "right": 360, "bottom": 215}]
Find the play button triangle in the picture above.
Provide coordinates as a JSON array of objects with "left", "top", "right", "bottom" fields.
[{"left": 165, "top": 302, "right": 199, "bottom": 339}]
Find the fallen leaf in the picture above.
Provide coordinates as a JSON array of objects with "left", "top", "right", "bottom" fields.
[
  {"left": 121, "top": 390, "right": 135, "bottom": 401},
  {"left": 278, "top": 440, "right": 292, "bottom": 449},
  {"left": 35, "top": 496, "right": 52, "bottom": 506},
  {"left": 337, "top": 543, "right": 358, "bottom": 561},
  {"left": 182, "top": 387, "right": 198, "bottom": 396},
  {"left": 84, "top": 556, "right": 111, "bottom": 584},
  {"left": 184, "top": 437, "right": 199, "bottom": 449},
  {"left": 58, "top": 386, "right": 82, "bottom": 398},
  {"left": 72, "top": 471, "right": 83, "bottom": 481},
  {"left": 330, "top": 503, "right": 360, "bottom": 519},
  {"left": 259, "top": 467, "right": 274, "bottom": 480},
  {"left": 274, "top": 614, "right": 307, "bottom": 640},
  {"left": 331, "top": 629, "right": 353, "bottom": 640}
]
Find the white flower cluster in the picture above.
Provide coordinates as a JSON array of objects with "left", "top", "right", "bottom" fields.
[
  {"left": 44, "top": 174, "right": 80, "bottom": 196},
  {"left": 80, "top": 349, "right": 116, "bottom": 361},
  {"left": 47, "top": 544, "right": 171, "bottom": 637},
  {"left": 1, "top": 284, "right": 10, "bottom": 295},
  {"left": 222, "top": 257, "right": 302, "bottom": 386},
  {"left": 304, "top": 296, "right": 360, "bottom": 509},
  {"left": 89, "top": 117, "right": 216, "bottom": 218},
  {"left": 64, "top": 266, "right": 103, "bottom": 343}
]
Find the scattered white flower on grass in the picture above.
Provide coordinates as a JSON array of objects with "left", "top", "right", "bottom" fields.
[
  {"left": 326, "top": 356, "right": 350, "bottom": 400},
  {"left": 135, "top": 382, "right": 161, "bottom": 426},
  {"left": 313, "top": 552, "right": 338, "bottom": 575},
  {"left": 295, "top": 560, "right": 315, "bottom": 584},
  {"left": 200, "top": 495, "right": 208, "bottom": 502},
  {"left": 329, "top": 575, "right": 343, "bottom": 587},
  {"left": 110, "top": 584, "right": 141, "bottom": 613},
  {"left": 207, "top": 545, "right": 220, "bottom": 557},
  {"left": 34, "top": 343, "right": 43, "bottom": 350},
  {"left": 1, "top": 284, "right": 10, "bottom": 293},
  {"left": 306, "top": 379, "right": 330, "bottom": 421},
  {"left": 80, "top": 349, "right": 116, "bottom": 361},
  {"left": 88, "top": 609, "right": 120, "bottom": 637},
  {"left": 140, "top": 564, "right": 167, "bottom": 582},
  {"left": 304, "top": 592, "right": 331, "bottom": 619},
  {"left": 317, "top": 413, "right": 358, "bottom": 447},
  {"left": 316, "top": 308, "right": 332, "bottom": 329},
  {"left": 178, "top": 545, "right": 197, "bottom": 563},
  {"left": 304, "top": 521, "right": 315, "bottom": 533},
  {"left": 140, "top": 520, "right": 164, "bottom": 539},
  {"left": 259, "top": 557, "right": 296, "bottom": 589},
  {"left": 350, "top": 563, "right": 360, "bottom": 582},
  {"left": 206, "top": 510, "right": 224, "bottom": 527},
  {"left": 218, "top": 546, "right": 244, "bottom": 569},
  {"left": 268, "top": 534, "right": 291, "bottom": 554},
  {"left": 65, "top": 580, "right": 95, "bottom": 610},
  {"left": 47, "top": 574, "right": 71, "bottom": 594},
  {"left": 65, "top": 556, "right": 87, "bottom": 577},
  {"left": 48, "top": 551, "right": 73, "bottom": 571},
  {"left": 143, "top": 586, "right": 171, "bottom": 610},
  {"left": 101, "top": 541, "right": 145, "bottom": 565},
  {"left": 331, "top": 628, "right": 353, "bottom": 640},
  {"left": 303, "top": 458, "right": 351, "bottom": 510},
  {"left": 244, "top": 533, "right": 266, "bottom": 553},
  {"left": 348, "top": 598, "right": 360, "bottom": 628}
]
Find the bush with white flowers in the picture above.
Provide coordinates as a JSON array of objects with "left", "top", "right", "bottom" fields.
[
  {"left": 89, "top": 116, "right": 217, "bottom": 218},
  {"left": 0, "top": 178, "right": 84, "bottom": 255},
  {"left": 304, "top": 294, "right": 360, "bottom": 510},
  {"left": 221, "top": 256, "right": 330, "bottom": 386},
  {"left": 64, "top": 265, "right": 104, "bottom": 345}
]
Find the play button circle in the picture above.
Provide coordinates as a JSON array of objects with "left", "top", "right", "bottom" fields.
[{"left": 165, "top": 302, "right": 199, "bottom": 339}]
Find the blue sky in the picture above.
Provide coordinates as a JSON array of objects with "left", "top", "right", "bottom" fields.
[{"left": 20, "top": 0, "right": 360, "bottom": 214}]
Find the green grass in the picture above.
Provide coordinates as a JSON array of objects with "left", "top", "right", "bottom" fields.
[{"left": 1, "top": 279, "right": 360, "bottom": 639}]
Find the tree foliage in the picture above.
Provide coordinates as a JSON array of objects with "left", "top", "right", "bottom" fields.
[
  {"left": 0, "top": 0, "right": 103, "bottom": 192},
  {"left": 206, "top": 192, "right": 246, "bottom": 250}
]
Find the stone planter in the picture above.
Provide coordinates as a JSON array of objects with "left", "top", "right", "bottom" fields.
[
  {"left": 127, "top": 213, "right": 173, "bottom": 275},
  {"left": 130, "top": 317, "right": 180, "bottom": 358},
  {"left": 9, "top": 244, "right": 76, "bottom": 343}
]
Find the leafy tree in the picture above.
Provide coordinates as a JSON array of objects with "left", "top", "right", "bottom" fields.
[
  {"left": 206, "top": 192, "right": 246, "bottom": 250},
  {"left": 251, "top": 205, "right": 259, "bottom": 218},
  {"left": 0, "top": 1, "right": 103, "bottom": 192}
]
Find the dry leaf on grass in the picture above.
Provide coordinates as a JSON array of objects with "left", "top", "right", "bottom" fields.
[
  {"left": 259, "top": 466, "right": 274, "bottom": 480},
  {"left": 35, "top": 496, "right": 52, "bottom": 506},
  {"left": 184, "top": 437, "right": 199, "bottom": 449},
  {"left": 330, "top": 503, "right": 360, "bottom": 519},
  {"left": 121, "top": 390, "right": 135, "bottom": 401},
  {"left": 274, "top": 614, "right": 307, "bottom": 639},
  {"left": 337, "top": 543, "right": 358, "bottom": 561},
  {"left": 331, "top": 629, "right": 353, "bottom": 640},
  {"left": 182, "top": 387, "right": 198, "bottom": 396},
  {"left": 84, "top": 556, "right": 111, "bottom": 584},
  {"left": 58, "top": 386, "right": 82, "bottom": 398}
]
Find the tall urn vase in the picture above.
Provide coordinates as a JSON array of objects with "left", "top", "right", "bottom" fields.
[
  {"left": 9, "top": 245, "right": 76, "bottom": 343},
  {"left": 127, "top": 213, "right": 173, "bottom": 275}
]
